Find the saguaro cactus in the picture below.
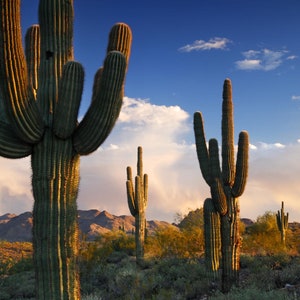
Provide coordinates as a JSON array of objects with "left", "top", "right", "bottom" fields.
[
  {"left": 126, "top": 146, "right": 148, "bottom": 265},
  {"left": 194, "top": 79, "right": 249, "bottom": 292},
  {"left": 0, "top": 1, "right": 132, "bottom": 299},
  {"left": 276, "top": 201, "right": 289, "bottom": 246}
]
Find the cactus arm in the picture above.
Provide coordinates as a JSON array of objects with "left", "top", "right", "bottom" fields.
[
  {"left": 232, "top": 131, "right": 249, "bottom": 197},
  {"left": 106, "top": 23, "right": 132, "bottom": 99},
  {"left": 73, "top": 51, "right": 126, "bottom": 155},
  {"left": 208, "top": 139, "right": 227, "bottom": 215},
  {"left": 276, "top": 212, "right": 282, "bottom": 231},
  {"left": 210, "top": 178, "right": 227, "bottom": 216},
  {"left": 53, "top": 62, "right": 84, "bottom": 139},
  {"left": 25, "top": 25, "right": 40, "bottom": 99},
  {"left": 193, "top": 112, "right": 211, "bottom": 185},
  {"left": 126, "top": 166, "right": 137, "bottom": 216},
  {"left": 208, "top": 139, "right": 221, "bottom": 178},
  {"left": 106, "top": 23, "right": 132, "bottom": 64},
  {"left": 144, "top": 174, "right": 148, "bottom": 206},
  {"left": 72, "top": 22, "right": 132, "bottom": 155},
  {"left": 0, "top": 122, "right": 32, "bottom": 158},
  {"left": 0, "top": 0, "right": 44, "bottom": 143},
  {"left": 127, "top": 165, "right": 133, "bottom": 182},
  {"left": 285, "top": 213, "right": 289, "bottom": 228},
  {"left": 204, "top": 198, "right": 221, "bottom": 275},
  {"left": 221, "top": 78, "right": 235, "bottom": 186}
]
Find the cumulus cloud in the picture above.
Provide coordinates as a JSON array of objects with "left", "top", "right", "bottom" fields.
[
  {"left": 178, "top": 37, "right": 231, "bottom": 52},
  {"left": 235, "top": 48, "right": 291, "bottom": 71},
  {"left": 243, "top": 141, "right": 300, "bottom": 222},
  {"left": 0, "top": 97, "right": 299, "bottom": 223}
]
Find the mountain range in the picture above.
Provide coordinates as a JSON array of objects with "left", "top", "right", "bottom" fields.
[{"left": 0, "top": 210, "right": 176, "bottom": 242}]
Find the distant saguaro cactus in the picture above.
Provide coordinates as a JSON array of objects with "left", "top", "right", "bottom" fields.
[
  {"left": 194, "top": 79, "right": 249, "bottom": 292},
  {"left": 276, "top": 201, "right": 289, "bottom": 246},
  {"left": 0, "top": 1, "right": 132, "bottom": 299},
  {"left": 126, "top": 146, "right": 148, "bottom": 265}
]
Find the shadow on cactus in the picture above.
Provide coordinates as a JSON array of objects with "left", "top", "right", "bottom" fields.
[
  {"left": 0, "top": 0, "right": 132, "bottom": 299},
  {"left": 193, "top": 79, "right": 249, "bottom": 293}
]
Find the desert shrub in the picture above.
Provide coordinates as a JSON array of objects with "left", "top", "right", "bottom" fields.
[
  {"left": 146, "top": 226, "right": 187, "bottom": 258},
  {"left": 211, "top": 285, "right": 289, "bottom": 300},
  {"left": 146, "top": 225, "right": 204, "bottom": 259},
  {"left": 8, "top": 256, "right": 33, "bottom": 274},
  {"left": 242, "top": 211, "right": 285, "bottom": 255},
  {"left": 0, "top": 270, "right": 35, "bottom": 299}
]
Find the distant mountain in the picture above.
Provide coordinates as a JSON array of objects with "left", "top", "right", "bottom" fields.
[{"left": 0, "top": 210, "right": 176, "bottom": 242}]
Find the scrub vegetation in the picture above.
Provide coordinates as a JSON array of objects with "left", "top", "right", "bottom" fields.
[{"left": 1, "top": 209, "right": 300, "bottom": 299}]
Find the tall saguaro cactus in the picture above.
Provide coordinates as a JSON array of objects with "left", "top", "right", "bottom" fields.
[
  {"left": 0, "top": 1, "right": 132, "bottom": 299},
  {"left": 194, "top": 79, "right": 249, "bottom": 292},
  {"left": 126, "top": 146, "right": 148, "bottom": 265},
  {"left": 276, "top": 201, "right": 289, "bottom": 246}
]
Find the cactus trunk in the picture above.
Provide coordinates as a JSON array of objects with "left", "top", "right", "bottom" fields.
[
  {"left": 220, "top": 195, "right": 240, "bottom": 291},
  {"left": 135, "top": 197, "right": 146, "bottom": 260},
  {"left": 32, "top": 130, "right": 80, "bottom": 299}
]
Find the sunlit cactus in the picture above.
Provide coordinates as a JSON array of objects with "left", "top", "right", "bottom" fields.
[
  {"left": 126, "top": 146, "right": 148, "bottom": 265},
  {"left": 194, "top": 79, "right": 249, "bottom": 292},
  {"left": 276, "top": 201, "right": 289, "bottom": 246},
  {"left": 0, "top": 1, "right": 132, "bottom": 299}
]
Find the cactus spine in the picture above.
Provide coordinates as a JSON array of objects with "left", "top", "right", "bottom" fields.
[
  {"left": 276, "top": 201, "right": 289, "bottom": 246},
  {"left": 0, "top": 1, "right": 132, "bottom": 299},
  {"left": 194, "top": 79, "right": 249, "bottom": 292},
  {"left": 126, "top": 146, "right": 148, "bottom": 265}
]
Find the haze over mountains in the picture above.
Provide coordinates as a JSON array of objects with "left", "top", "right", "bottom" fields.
[{"left": 0, "top": 210, "right": 175, "bottom": 242}]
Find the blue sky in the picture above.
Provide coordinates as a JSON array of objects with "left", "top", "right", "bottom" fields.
[{"left": 0, "top": 0, "right": 299, "bottom": 222}]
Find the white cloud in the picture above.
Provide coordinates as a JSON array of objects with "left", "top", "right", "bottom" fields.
[
  {"left": 178, "top": 37, "right": 231, "bottom": 52},
  {"left": 235, "top": 59, "right": 262, "bottom": 70},
  {"left": 292, "top": 95, "right": 300, "bottom": 101},
  {"left": 236, "top": 48, "right": 290, "bottom": 71},
  {"left": 0, "top": 98, "right": 299, "bottom": 224},
  {"left": 287, "top": 55, "right": 297, "bottom": 60}
]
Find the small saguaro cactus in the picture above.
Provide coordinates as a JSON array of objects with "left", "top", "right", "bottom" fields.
[
  {"left": 276, "top": 201, "right": 289, "bottom": 246},
  {"left": 126, "top": 146, "right": 148, "bottom": 264},
  {"left": 194, "top": 79, "right": 249, "bottom": 292},
  {"left": 0, "top": 1, "right": 132, "bottom": 299}
]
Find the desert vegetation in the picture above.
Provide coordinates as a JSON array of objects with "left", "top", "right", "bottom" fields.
[{"left": 1, "top": 209, "right": 300, "bottom": 299}]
